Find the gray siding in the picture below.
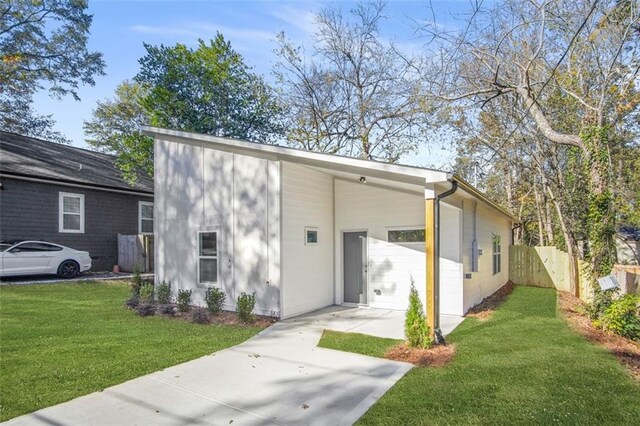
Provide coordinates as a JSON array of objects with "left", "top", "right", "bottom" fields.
[{"left": 0, "top": 177, "right": 152, "bottom": 271}]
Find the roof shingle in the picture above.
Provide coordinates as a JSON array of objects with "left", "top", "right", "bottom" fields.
[{"left": 0, "top": 132, "right": 153, "bottom": 194}]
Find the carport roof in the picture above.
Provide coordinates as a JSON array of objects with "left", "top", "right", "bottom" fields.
[{"left": 142, "top": 126, "right": 516, "bottom": 221}]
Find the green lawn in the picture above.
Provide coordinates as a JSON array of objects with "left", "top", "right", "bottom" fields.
[
  {"left": 319, "top": 330, "right": 402, "bottom": 358},
  {"left": 0, "top": 281, "right": 263, "bottom": 421},
  {"left": 320, "top": 286, "right": 640, "bottom": 425}
]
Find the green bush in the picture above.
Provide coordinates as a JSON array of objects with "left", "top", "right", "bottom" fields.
[
  {"left": 236, "top": 292, "right": 256, "bottom": 323},
  {"left": 155, "top": 281, "right": 172, "bottom": 304},
  {"left": 204, "top": 287, "right": 226, "bottom": 314},
  {"left": 176, "top": 289, "right": 192, "bottom": 312},
  {"left": 600, "top": 294, "right": 640, "bottom": 341},
  {"left": 587, "top": 287, "right": 617, "bottom": 320},
  {"left": 139, "top": 283, "right": 154, "bottom": 303},
  {"left": 405, "top": 279, "right": 431, "bottom": 348},
  {"left": 131, "top": 265, "right": 142, "bottom": 296}
]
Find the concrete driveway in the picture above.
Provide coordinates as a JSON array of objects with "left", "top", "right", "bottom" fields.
[{"left": 3, "top": 308, "right": 414, "bottom": 426}]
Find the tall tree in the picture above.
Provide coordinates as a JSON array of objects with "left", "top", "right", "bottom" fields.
[
  {"left": 84, "top": 81, "right": 152, "bottom": 184},
  {"left": 0, "top": 0, "right": 105, "bottom": 142},
  {"left": 136, "top": 34, "right": 282, "bottom": 142},
  {"left": 423, "top": 0, "right": 640, "bottom": 286},
  {"left": 275, "top": 1, "right": 428, "bottom": 162},
  {"left": 85, "top": 34, "right": 282, "bottom": 182}
]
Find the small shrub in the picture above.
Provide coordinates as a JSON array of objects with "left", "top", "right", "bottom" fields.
[
  {"left": 191, "top": 309, "right": 210, "bottom": 324},
  {"left": 204, "top": 287, "right": 226, "bottom": 314},
  {"left": 236, "top": 292, "right": 256, "bottom": 323},
  {"left": 156, "top": 281, "right": 172, "bottom": 304},
  {"left": 405, "top": 279, "right": 431, "bottom": 349},
  {"left": 131, "top": 265, "right": 143, "bottom": 296},
  {"left": 176, "top": 289, "right": 192, "bottom": 312},
  {"left": 139, "top": 283, "right": 154, "bottom": 303},
  {"left": 587, "top": 287, "right": 618, "bottom": 320},
  {"left": 125, "top": 294, "right": 139, "bottom": 309},
  {"left": 136, "top": 302, "right": 155, "bottom": 317},
  {"left": 157, "top": 304, "right": 175, "bottom": 316},
  {"left": 601, "top": 294, "right": 640, "bottom": 341}
]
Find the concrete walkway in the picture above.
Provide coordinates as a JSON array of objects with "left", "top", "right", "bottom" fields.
[{"left": 3, "top": 308, "right": 416, "bottom": 426}]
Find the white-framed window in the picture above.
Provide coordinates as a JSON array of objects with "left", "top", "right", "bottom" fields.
[
  {"left": 492, "top": 233, "right": 502, "bottom": 275},
  {"left": 59, "top": 192, "right": 85, "bottom": 233},
  {"left": 388, "top": 228, "right": 425, "bottom": 243},
  {"left": 197, "top": 231, "right": 218, "bottom": 285},
  {"left": 305, "top": 227, "right": 318, "bottom": 245},
  {"left": 138, "top": 201, "right": 154, "bottom": 234}
]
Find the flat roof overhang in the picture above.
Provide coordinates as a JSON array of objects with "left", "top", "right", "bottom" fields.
[{"left": 142, "top": 126, "right": 516, "bottom": 221}]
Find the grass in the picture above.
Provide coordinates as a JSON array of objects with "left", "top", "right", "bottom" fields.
[
  {"left": 319, "top": 286, "right": 640, "bottom": 425},
  {"left": 318, "top": 330, "right": 402, "bottom": 358},
  {"left": 0, "top": 281, "right": 263, "bottom": 421}
]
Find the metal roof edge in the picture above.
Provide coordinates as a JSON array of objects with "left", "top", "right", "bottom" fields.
[{"left": 141, "top": 126, "right": 449, "bottom": 182}]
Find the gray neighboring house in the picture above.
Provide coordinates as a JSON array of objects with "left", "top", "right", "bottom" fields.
[{"left": 0, "top": 132, "right": 154, "bottom": 272}]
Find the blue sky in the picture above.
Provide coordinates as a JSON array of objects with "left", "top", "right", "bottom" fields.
[{"left": 32, "top": 0, "right": 477, "bottom": 169}]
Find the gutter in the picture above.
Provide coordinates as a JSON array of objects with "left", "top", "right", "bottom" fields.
[{"left": 434, "top": 176, "right": 458, "bottom": 344}]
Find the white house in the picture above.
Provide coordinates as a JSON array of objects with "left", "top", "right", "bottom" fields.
[{"left": 143, "top": 127, "right": 515, "bottom": 333}]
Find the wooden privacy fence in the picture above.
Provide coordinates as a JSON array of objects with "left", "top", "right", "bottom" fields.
[
  {"left": 117, "top": 234, "right": 154, "bottom": 273},
  {"left": 509, "top": 246, "right": 592, "bottom": 301}
]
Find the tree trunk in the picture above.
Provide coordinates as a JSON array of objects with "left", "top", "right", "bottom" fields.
[
  {"left": 533, "top": 183, "right": 546, "bottom": 246},
  {"left": 546, "top": 184, "right": 579, "bottom": 296}
]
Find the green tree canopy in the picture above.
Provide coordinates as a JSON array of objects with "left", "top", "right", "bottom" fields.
[
  {"left": 85, "top": 34, "right": 282, "bottom": 183},
  {"left": 136, "top": 34, "right": 283, "bottom": 142},
  {"left": 84, "top": 81, "right": 153, "bottom": 183},
  {"left": 1, "top": 0, "right": 105, "bottom": 142}
]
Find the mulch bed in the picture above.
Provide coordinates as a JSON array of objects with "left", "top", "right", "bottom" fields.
[
  {"left": 171, "top": 307, "right": 277, "bottom": 328},
  {"left": 382, "top": 281, "right": 517, "bottom": 367},
  {"left": 385, "top": 343, "right": 456, "bottom": 367},
  {"left": 132, "top": 303, "right": 277, "bottom": 328},
  {"left": 558, "top": 291, "right": 640, "bottom": 381},
  {"left": 465, "top": 281, "right": 516, "bottom": 320}
]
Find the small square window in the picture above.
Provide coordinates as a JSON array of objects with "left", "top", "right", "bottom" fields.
[{"left": 305, "top": 227, "right": 318, "bottom": 245}]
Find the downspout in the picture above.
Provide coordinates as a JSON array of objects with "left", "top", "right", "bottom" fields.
[{"left": 434, "top": 177, "right": 458, "bottom": 344}]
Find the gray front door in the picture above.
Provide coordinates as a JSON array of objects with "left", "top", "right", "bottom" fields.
[{"left": 343, "top": 232, "right": 367, "bottom": 304}]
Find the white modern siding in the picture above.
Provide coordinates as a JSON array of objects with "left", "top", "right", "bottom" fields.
[
  {"left": 439, "top": 202, "right": 464, "bottom": 315},
  {"left": 281, "top": 162, "right": 334, "bottom": 318},
  {"left": 461, "top": 199, "right": 511, "bottom": 312},
  {"left": 154, "top": 138, "right": 280, "bottom": 316},
  {"left": 335, "top": 180, "right": 426, "bottom": 310}
]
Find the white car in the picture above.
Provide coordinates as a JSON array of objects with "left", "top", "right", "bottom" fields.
[{"left": 0, "top": 241, "right": 92, "bottom": 278}]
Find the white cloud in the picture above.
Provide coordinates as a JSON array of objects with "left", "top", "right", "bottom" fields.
[{"left": 268, "top": 4, "right": 317, "bottom": 36}]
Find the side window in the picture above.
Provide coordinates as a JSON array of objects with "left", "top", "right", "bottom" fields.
[
  {"left": 492, "top": 234, "right": 502, "bottom": 275},
  {"left": 12, "top": 243, "right": 62, "bottom": 252},
  {"left": 139, "top": 201, "right": 154, "bottom": 234},
  {"left": 198, "top": 231, "right": 218, "bottom": 284},
  {"left": 59, "top": 192, "right": 85, "bottom": 233}
]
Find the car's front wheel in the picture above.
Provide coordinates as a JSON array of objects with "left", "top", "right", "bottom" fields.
[{"left": 57, "top": 260, "right": 80, "bottom": 278}]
